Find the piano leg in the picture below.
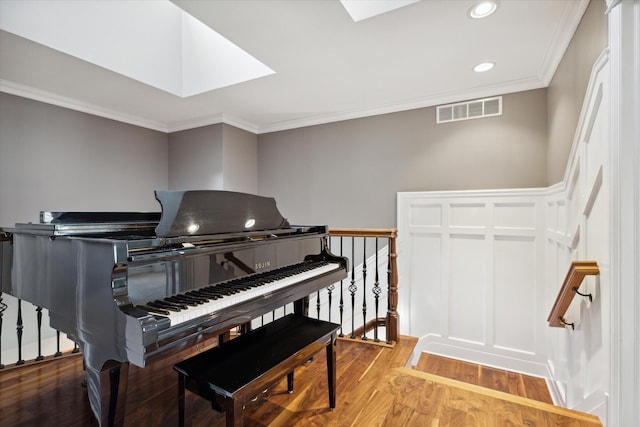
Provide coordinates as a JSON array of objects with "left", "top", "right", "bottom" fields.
[
  {"left": 293, "top": 296, "right": 310, "bottom": 316},
  {"left": 84, "top": 356, "right": 130, "bottom": 426},
  {"left": 101, "top": 361, "right": 130, "bottom": 426}
]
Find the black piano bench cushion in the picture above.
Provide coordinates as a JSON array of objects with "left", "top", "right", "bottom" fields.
[{"left": 173, "top": 314, "right": 339, "bottom": 427}]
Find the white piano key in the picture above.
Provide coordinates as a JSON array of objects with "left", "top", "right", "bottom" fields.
[{"left": 163, "top": 262, "right": 341, "bottom": 327}]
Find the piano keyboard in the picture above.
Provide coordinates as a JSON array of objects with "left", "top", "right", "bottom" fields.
[{"left": 136, "top": 261, "right": 341, "bottom": 327}]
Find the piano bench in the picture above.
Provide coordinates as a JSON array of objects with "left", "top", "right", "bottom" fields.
[{"left": 173, "top": 314, "right": 339, "bottom": 427}]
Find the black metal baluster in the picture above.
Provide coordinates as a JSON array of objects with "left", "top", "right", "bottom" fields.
[
  {"left": 373, "top": 238, "right": 381, "bottom": 342},
  {"left": 55, "top": 330, "right": 62, "bottom": 357},
  {"left": 16, "top": 299, "right": 24, "bottom": 365},
  {"left": 338, "top": 237, "right": 344, "bottom": 337},
  {"left": 348, "top": 237, "right": 357, "bottom": 339},
  {"left": 36, "top": 306, "right": 44, "bottom": 361},
  {"left": 0, "top": 294, "right": 6, "bottom": 368},
  {"left": 72, "top": 342, "right": 80, "bottom": 353},
  {"left": 327, "top": 282, "right": 334, "bottom": 322},
  {"left": 325, "top": 238, "right": 334, "bottom": 323},
  {"left": 361, "top": 238, "right": 368, "bottom": 341}
]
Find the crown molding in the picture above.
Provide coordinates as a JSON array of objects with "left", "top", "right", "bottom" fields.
[
  {"left": 167, "top": 113, "right": 258, "bottom": 134},
  {"left": 0, "top": 79, "right": 170, "bottom": 132},
  {"left": 0, "top": 79, "right": 260, "bottom": 135},
  {"left": 605, "top": 0, "right": 621, "bottom": 13},
  {"left": 538, "top": 0, "right": 590, "bottom": 86},
  {"left": 3, "top": 76, "right": 548, "bottom": 136},
  {"left": 256, "top": 76, "right": 547, "bottom": 134}
]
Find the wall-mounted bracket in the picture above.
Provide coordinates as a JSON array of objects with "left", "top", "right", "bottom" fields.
[
  {"left": 573, "top": 287, "right": 593, "bottom": 302},
  {"left": 559, "top": 317, "right": 575, "bottom": 330}
]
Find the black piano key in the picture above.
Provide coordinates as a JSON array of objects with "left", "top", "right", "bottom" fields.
[
  {"left": 214, "top": 284, "right": 243, "bottom": 293},
  {"left": 202, "top": 285, "right": 233, "bottom": 295},
  {"left": 149, "top": 300, "right": 185, "bottom": 311},
  {"left": 173, "top": 294, "right": 207, "bottom": 304},
  {"left": 147, "top": 301, "right": 180, "bottom": 312},
  {"left": 137, "top": 304, "right": 171, "bottom": 316},
  {"left": 166, "top": 295, "right": 200, "bottom": 306},
  {"left": 186, "top": 290, "right": 221, "bottom": 300}
]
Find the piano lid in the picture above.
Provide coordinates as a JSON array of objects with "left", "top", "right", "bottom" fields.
[
  {"left": 7, "top": 211, "right": 160, "bottom": 236},
  {"left": 154, "top": 190, "right": 290, "bottom": 238}
]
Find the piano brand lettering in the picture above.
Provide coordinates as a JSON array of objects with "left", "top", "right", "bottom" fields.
[{"left": 255, "top": 261, "right": 271, "bottom": 270}]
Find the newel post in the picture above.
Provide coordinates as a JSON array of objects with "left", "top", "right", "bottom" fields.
[{"left": 386, "top": 230, "right": 399, "bottom": 344}]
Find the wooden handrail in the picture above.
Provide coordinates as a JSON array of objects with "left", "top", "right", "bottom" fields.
[
  {"left": 547, "top": 261, "right": 599, "bottom": 328},
  {"left": 329, "top": 228, "right": 397, "bottom": 238},
  {"left": 328, "top": 228, "right": 399, "bottom": 344}
]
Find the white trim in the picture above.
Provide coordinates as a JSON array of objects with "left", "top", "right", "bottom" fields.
[
  {"left": 258, "top": 77, "right": 546, "bottom": 134},
  {"left": 608, "top": 1, "right": 640, "bottom": 426},
  {"left": 605, "top": 0, "right": 622, "bottom": 13},
  {"left": 561, "top": 49, "right": 611, "bottom": 187},
  {"left": 538, "top": 0, "right": 590, "bottom": 86},
  {"left": 412, "top": 337, "right": 550, "bottom": 378},
  {"left": 0, "top": 79, "right": 261, "bottom": 135},
  {"left": 1, "top": 75, "right": 550, "bottom": 135},
  {"left": 398, "top": 187, "right": 549, "bottom": 200},
  {"left": 167, "top": 113, "right": 258, "bottom": 134},
  {"left": 0, "top": 79, "right": 169, "bottom": 132}
]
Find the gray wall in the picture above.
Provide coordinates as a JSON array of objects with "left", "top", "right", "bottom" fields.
[
  {"left": 0, "top": 93, "right": 168, "bottom": 226},
  {"left": 258, "top": 89, "right": 548, "bottom": 228},
  {"left": 0, "top": 1, "right": 608, "bottom": 228},
  {"left": 221, "top": 124, "right": 258, "bottom": 193},
  {"left": 167, "top": 123, "right": 257, "bottom": 193},
  {"left": 547, "top": 0, "right": 608, "bottom": 184},
  {"left": 168, "top": 124, "right": 224, "bottom": 190}
]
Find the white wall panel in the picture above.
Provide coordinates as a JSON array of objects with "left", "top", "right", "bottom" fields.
[
  {"left": 493, "top": 236, "right": 536, "bottom": 353},
  {"left": 409, "top": 203, "right": 442, "bottom": 227},
  {"left": 398, "top": 190, "right": 547, "bottom": 375},
  {"left": 494, "top": 202, "right": 537, "bottom": 229},
  {"left": 449, "top": 203, "right": 486, "bottom": 228},
  {"left": 408, "top": 233, "right": 442, "bottom": 338},
  {"left": 448, "top": 234, "right": 486, "bottom": 344}
]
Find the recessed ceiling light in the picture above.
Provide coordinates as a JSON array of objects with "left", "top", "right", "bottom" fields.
[
  {"left": 469, "top": 1, "right": 498, "bottom": 19},
  {"left": 473, "top": 62, "right": 495, "bottom": 72}
]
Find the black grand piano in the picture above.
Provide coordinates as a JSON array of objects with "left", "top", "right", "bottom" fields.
[{"left": 0, "top": 190, "right": 348, "bottom": 426}]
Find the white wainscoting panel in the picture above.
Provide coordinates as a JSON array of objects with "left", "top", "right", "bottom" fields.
[
  {"left": 398, "top": 190, "right": 548, "bottom": 376},
  {"left": 493, "top": 235, "right": 536, "bottom": 354},
  {"left": 448, "top": 233, "right": 487, "bottom": 345}
]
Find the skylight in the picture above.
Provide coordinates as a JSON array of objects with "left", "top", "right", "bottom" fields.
[
  {"left": 0, "top": 0, "right": 274, "bottom": 98},
  {"left": 340, "top": 0, "right": 421, "bottom": 22}
]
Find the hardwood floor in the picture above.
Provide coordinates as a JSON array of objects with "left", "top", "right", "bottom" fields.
[
  {"left": 415, "top": 352, "right": 553, "bottom": 404},
  {"left": 0, "top": 336, "right": 416, "bottom": 426},
  {"left": 350, "top": 367, "right": 601, "bottom": 427},
  {"left": 0, "top": 337, "right": 601, "bottom": 426}
]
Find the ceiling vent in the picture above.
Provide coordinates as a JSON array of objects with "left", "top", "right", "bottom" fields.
[{"left": 436, "top": 96, "right": 502, "bottom": 124}]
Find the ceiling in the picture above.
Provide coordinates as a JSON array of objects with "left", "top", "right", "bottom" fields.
[{"left": 0, "top": 0, "right": 588, "bottom": 134}]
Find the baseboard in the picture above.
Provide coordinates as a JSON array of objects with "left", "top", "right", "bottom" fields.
[{"left": 412, "top": 335, "right": 550, "bottom": 379}]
